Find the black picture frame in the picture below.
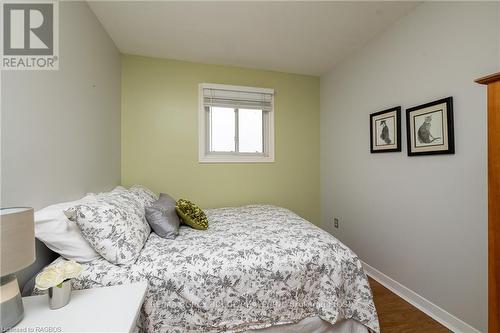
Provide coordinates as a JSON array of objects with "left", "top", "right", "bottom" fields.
[
  {"left": 370, "top": 106, "right": 401, "bottom": 153},
  {"left": 406, "top": 97, "right": 454, "bottom": 156}
]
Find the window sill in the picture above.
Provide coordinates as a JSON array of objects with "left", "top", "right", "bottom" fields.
[{"left": 198, "top": 154, "right": 275, "bottom": 163}]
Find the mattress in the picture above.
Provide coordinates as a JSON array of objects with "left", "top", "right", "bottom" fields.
[{"left": 38, "top": 205, "right": 379, "bottom": 332}]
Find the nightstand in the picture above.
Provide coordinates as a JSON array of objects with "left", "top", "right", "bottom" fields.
[{"left": 7, "top": 282, "right": 147, "bottom": 333}]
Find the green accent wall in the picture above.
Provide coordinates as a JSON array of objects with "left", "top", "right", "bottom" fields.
[{"left": 122, "top": 55, "right": 320, "bottom": 223}]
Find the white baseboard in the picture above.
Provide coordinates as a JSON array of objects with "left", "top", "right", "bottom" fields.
[{"left": 361, "top": 261, "right": 482, "bottom": 333}]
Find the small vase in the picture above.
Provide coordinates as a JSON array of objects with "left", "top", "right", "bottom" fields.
[{"left": 47, "top": 280, "right": 72, "bottom": 310}]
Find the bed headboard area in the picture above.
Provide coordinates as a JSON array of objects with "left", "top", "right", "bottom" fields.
[
  {"left": 3, "top": 185, "right": 121, "bottom": 296},
  {"left": 17, "top": 241, "right": 58, "bottom": 295},
  {"left": 4, "top": 187, "right": 121, "bottom": 295},
  {"left": 0, "top": 2, "right": 121, "bottom": 293}
]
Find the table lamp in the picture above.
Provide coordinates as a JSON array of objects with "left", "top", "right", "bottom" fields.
[{"left": 0, "top": 208, "right": 35, "bottom": 332}]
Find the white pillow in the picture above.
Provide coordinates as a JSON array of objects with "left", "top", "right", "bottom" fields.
[{"left": 35, "top": 194, "right": 101, "bottom": 262}]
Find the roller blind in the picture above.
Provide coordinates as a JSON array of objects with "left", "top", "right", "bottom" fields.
[{"left": 202, "top": 86, "right": 273, "bottom": 111}]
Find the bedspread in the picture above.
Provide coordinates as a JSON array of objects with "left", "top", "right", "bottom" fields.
[{"left": 40, "top": 205, "right": 379, "bottom": 333}]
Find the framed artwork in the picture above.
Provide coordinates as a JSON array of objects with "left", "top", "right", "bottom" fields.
[
  {"left": 370, "top": 106, "right": 401, "bottom": 153},
  {"left": 406, "top": 97, "right": 454, "bottom": 156}
]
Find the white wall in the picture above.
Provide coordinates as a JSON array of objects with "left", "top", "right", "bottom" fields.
[
  {"left": 1, "top": 1, "right": 121, "bottom": 210},
  {"left": 1, "top": 1, "right": 121, "bottom": 288},
  {"left": 320, "top": 2, "right": 499, "bottom": 332},
  {"left": 498, "top": 3, "right": 500, "bottom": 69}
]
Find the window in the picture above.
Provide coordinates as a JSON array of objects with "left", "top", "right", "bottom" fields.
[{"left": 199, "top": 83, "right": 274, "bottom": 163}]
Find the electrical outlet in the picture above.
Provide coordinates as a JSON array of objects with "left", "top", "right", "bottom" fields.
[{"left": 333, "top": 217, "right": 339, "bottom": 228}]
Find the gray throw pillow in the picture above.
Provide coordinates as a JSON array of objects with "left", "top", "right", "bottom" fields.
[{"left": 145, "top": 193, "right": 180, "bottom": 239}]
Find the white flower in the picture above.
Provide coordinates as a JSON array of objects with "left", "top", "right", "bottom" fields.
[
  {"left": 35, "top": 260, "right": 82, "bottom": 290},
  {"left": 35, "top": 267, "right": 64, "bottom": 290},
  {"left": 57, "top": 260, "right": 82, "bottom": 279}
]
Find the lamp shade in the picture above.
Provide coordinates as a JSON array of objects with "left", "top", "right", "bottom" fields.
[{"left": 0, "top": 208, "right": 35, "bottom": 276}]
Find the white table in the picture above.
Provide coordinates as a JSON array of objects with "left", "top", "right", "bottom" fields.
[{"left": 8, "top": 282, "right": 148, "bottom": 333}]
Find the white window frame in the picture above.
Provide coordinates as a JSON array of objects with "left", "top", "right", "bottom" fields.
[{"left": 198, "top": 83, "right": 275, "bottom": 163}]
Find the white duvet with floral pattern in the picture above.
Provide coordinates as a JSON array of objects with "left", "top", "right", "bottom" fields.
[{"left": 38, "top": 205, "right": 379, "bottom": 333}]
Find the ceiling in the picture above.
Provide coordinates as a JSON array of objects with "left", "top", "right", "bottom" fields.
[{"left": 88, "top": 1, "right": 420, "bottom": 76}]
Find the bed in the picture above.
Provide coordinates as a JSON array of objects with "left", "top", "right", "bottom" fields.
[{"left": 35, "top": 204, "right": 379, "bottom": 333}]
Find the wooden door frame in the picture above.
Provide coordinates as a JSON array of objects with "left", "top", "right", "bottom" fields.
[{"left": 476, "top": 72, "right": 500, "bottom": 333}]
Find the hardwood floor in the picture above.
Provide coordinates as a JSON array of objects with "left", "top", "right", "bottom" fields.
[{"left": 368, "top": 277, "right": 451, "bottom": 333}]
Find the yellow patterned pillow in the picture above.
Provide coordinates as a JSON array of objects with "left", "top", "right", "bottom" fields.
[{"left": 175, "top": 199, "right": 208, "bottom": 230}]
